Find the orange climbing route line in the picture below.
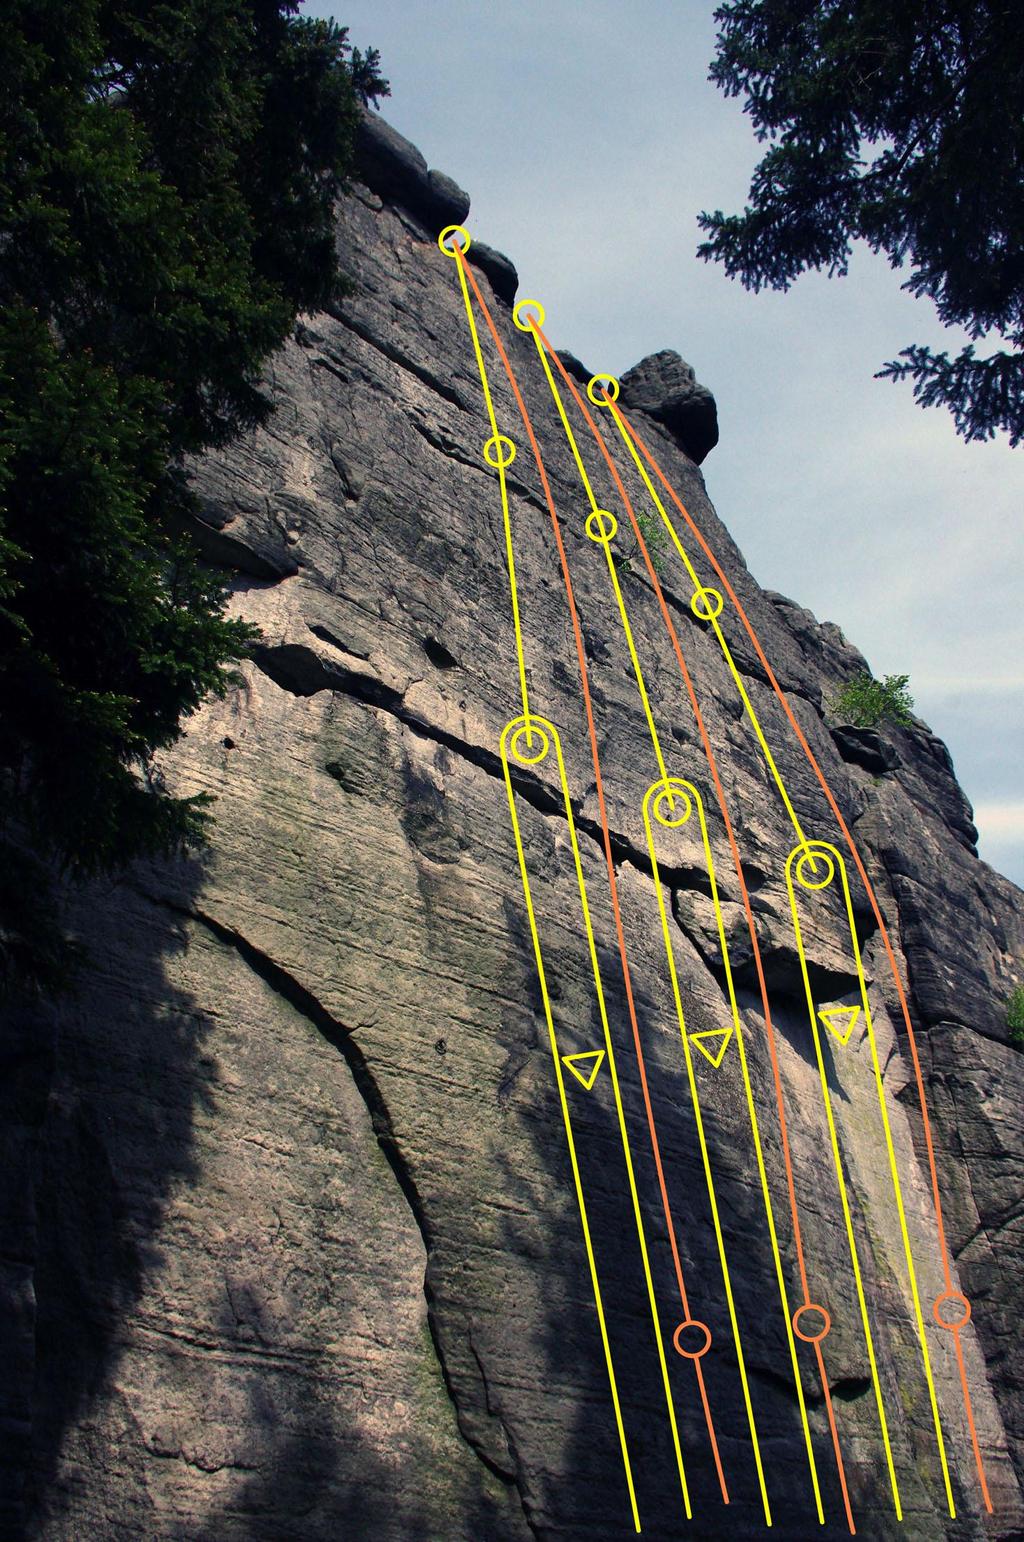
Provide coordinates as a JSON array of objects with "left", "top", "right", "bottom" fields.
[
  {"left": 448, "top": 237, "right": 732, "bottom": 1510},
  {"left": 441, "top": 226, "right": 990, "bottom": 1529},
  {"left": 528, "top": 325, "right": 849, "bottom": 1531},
  {"left": 500, "top": 715, "right": 641, "bottom": 1532},
  {"left": 787, "top": 839, "right": 956, "bottom": 1518},
  {"left": 528, "top": 327, "right": 851, "bottom": 1530},
  {"left": 604, "top": 398, "right": 993, "bottom": 1515}
]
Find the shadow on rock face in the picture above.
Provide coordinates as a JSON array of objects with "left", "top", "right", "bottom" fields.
[
  {"left": 15, "top": 855, "right": 211, "bottom": 1537},
  {"left": 487, "top": 875, "right": 869, "bottom": 1540}
]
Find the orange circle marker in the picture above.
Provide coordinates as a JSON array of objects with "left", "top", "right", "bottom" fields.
[
  {"left": 587, "top": 373, "right": 620, "bottom": 406},
  {"left": 673, "top": 1319, "right": 712, "bottom": 1359},
  {"left": 933, "top": 1291, "right": 972, "bottom": 1331},
  {"left": 484, "top": 434, "right": 516, "bottom": 469},
  {"left": 509, "top": 721, "right": 550, "bottom": 767},
  {"left": 437, "top": 224, "right": 471, "bottom": 255},
  {"left": 691, "top": 586, "right": 724, "bottom": 622},
  {"left": 612, "top": 405, "right": 992, "bottom": 1514},
  {"left": 793, "top": 1303, "right": 833, "bottom": 1344},
  {"left": 513, "top": 298, "right": 545, "bottom": 332},
  {"left": 585, "top": 508, "right": 618, "bottom": 544},
  {"left": 796, "top": 849, "right": 835, "bottom": 891},
  {"left": 455, "top": 259, "right": 730, "bottom": 1510}
]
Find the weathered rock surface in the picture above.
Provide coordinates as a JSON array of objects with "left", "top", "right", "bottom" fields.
[
  {"left": 618, "top": 349, "right": 720, "bottom": 465},
  {"left": 4, "top": 114, "right": 1023, "bottom": 1542}
]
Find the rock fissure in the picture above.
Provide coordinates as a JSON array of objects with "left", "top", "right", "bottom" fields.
[
  {"left": 247, "top": 645, "right": 728, "bottom": 904},
  {"left": 14, "top": 107, "right": 1022, "bottom": 1539},
  {"left": 405, "top": 415, "right": 551, "bottom": 516},
  {"left": 954, "top": 1199, "right": 1024, "bottom": 1262},
  {"left": 142, "top": 893, "right": 522, "bottom": 1502},
  {"left": 468, "top": 1327, "right": 540, "bottom": 1540},
  {"left": 325, "top": 305, "right": 469, "bottom": 411}
]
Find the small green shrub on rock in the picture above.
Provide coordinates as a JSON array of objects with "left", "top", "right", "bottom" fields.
[
  {"left": 1008, "top": 984, "right": 1024, "bottom": 1047},
  {"left": 828, "top": 672, "right": 914, "bottom": 729},
  {"left": 616, "top": 511, "right": 667, "bottom": 578}
]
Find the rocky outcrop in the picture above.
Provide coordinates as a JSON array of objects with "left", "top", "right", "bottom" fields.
[
  {"left": 4, "top": 113, "right": 1023, "bottom": 1541},
  {"left": 618, "top": 349, "right": 720, "bottom": 465}
]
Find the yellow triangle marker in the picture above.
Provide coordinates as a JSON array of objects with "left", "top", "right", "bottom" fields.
[
  {"left": 561, "top": 1050, "right": 606, "bottom": 1090},
  {"left": 819, "top": 1005, "right": 861, "bottom": 1046},
  {"left": 690, "top": 1026, "right": 734, "bottom": 1069}
]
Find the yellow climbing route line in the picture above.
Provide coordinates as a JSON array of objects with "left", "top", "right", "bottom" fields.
[
  {"left": 527, "top": 330, "right": 773, "bottom": 1526},
  {"left": 524, "top": 332, "right": 845, "bottom": 1527},
  {"left": 452, "top": 241, "right": 533, "bottom": 737},
  {"left": 528, "top": 338, "right": 670, "bottom": 792},
  {"left": 647, "top": 777, "right": 825, "bottom": 1525},
  {"left": 602, "top": 399, "right": 812, "bottom": 858},
  {"left": 445, "top": 225, "right": 686, "bottom": 1530},
  {"left": 784, "top": 844, "right": 904, "bottom": 1519},
  {"left": 500, "top": 718, "right": 640, "bottom": 1531},
  {"left": 791, "top": 841, "right": 957, "bottom": 1517},
  {"left": 511, "top": 712, "right": 692, "bottom": 1521},
  {"left": 639, "top": 777, "right": 772, "bottom": 1527},
  {"left": 602, "top": 382, "right": 991, "bottom": 1516}
]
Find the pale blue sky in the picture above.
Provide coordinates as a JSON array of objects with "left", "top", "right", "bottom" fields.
[{"left": 313, "top": 1, "right": 1024, "bottom": 887}]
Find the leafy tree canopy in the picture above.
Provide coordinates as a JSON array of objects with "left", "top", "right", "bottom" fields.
[
  {"left": 698, "top": 1, "right": 1024, "bottom": 445},
  {"left": 0, "top": 2, "right": 387, "bottom": 992},
  {"left": 828, "top": 671, "right": 914, "bottom": 728}
]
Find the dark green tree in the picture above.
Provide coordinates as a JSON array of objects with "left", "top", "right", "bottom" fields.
[
  {"left": 0, "top": 2, "right": 387, "bottom": 992},
  {"left": 697, "top": 1, "right": 1024, "bottom": 445}
]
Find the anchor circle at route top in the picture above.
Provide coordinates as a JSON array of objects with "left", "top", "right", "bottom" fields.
[
  {"left": 652, "top": 782, "right": 693, "bottom": 829},
  {"left": 792, "top": 1302, "right": 832, "bottom": 1344},
  {"left": 796, "top": 848, "right": 835, "bottom": 891},
  {"left": 438, "top": 224, "right": 471, "bottom": 255},
  {"left": 513, "top": 298, "right": 545, "bottom": 332},
  {"left": 587, "top": 373, "right": 620, "bottom": 406},
  {"left": 585, "top": 509, "right": 618, "bottom": 545},
  {"left": 690, "top": 586, "right": 724, "bottom": 622},
  {"left": 484, "top": 434, "right": 516, "bottom": 469},
  {"left": 933, "top": 1290, "right": 972, "bottom": 1331},
  {"left": 673, "top": 1319, "right": 712, "bottom": 1359},
  {"left": 509, "top": 721, "right": 550, "bottom": 767}
]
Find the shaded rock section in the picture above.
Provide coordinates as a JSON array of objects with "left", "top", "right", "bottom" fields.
[
  {"left": 355, "top": 108, "right": 469, "bottom": 235},
  {"left": 3, "top": 112, "right": 1022, "bottom": 1542}
]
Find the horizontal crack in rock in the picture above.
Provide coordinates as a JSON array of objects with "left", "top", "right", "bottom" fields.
[
  {"left": 328, "top": 307, "right": 468, "bottom": 410},
  {"left": 249, "top": 645, "right": 727, "bottom": 903}
]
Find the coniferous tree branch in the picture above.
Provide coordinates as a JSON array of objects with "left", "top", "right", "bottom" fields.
[
  {"left": 0, "top": 3, "right": 389, "bottom": 995},
  {"left": 698, "top": 0, "right": 1024, "bottom": 443}
]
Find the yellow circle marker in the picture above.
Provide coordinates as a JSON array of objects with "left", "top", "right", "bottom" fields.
[
  {"left": 587, "top": 373, "right": 620, "bottom": 406},
  {"left": 438, "top": 224, "right": 471, "bottom": 256},
  {"left": 690, "top": 586, "right": 724, "bottom": 622},
  {"left": 796, "top": 849, "right": 835, "bottom": 891},
  {"left": 510, "top": 720, "right": 550, "bottom": 767},
  {"left": 654, "top": 783, "right": 693, "bottom": 830},
  {"left": 483, "top": 434, "right": 516, "bottom": 469},
  {"left": 513, "top": 298, "right": 545, "bottom": 332},
  {"left": 585, "top": 508, "right": 618, "bottom": 545}
]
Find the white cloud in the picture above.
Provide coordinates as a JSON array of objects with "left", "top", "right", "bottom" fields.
[
  {"left": 974, "top": 803, "right": 1024, "bottom": 834},
  {"left": 309, "top": 1, "right": 1024, "bottom": 886}
]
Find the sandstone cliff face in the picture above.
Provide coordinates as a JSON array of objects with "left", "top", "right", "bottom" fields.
[{"left": 4, "top": 114, "right": 1024, "bottom": 1542}]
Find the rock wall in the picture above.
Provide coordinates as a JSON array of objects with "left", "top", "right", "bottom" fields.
[{"left": 4, "top": 112, "right": 1024, "bottom": 1541}]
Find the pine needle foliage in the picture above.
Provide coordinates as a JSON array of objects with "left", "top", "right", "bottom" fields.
[
  {"left": 1008, "top": 983, "right": 1024, "bottom": 1047},
  {"left": 0, "top": 2, "right": 388, "bottom": 992},
  {"left": 698, "top": 1, "right": 1024, "bottom": 445}
]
